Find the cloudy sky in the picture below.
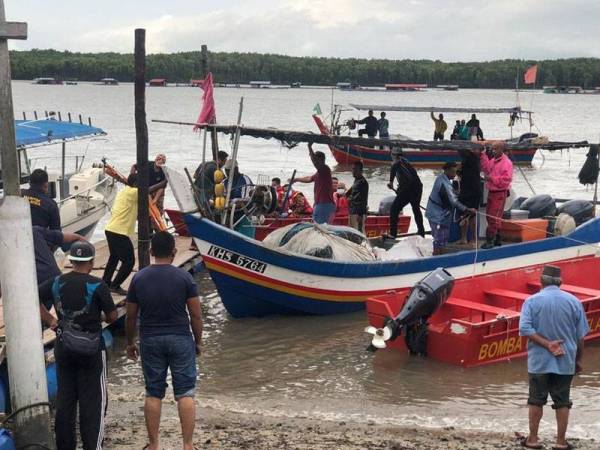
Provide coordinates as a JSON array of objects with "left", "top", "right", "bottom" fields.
[{"left": 6, "top": 0, "right": 600, "bottom": 61}]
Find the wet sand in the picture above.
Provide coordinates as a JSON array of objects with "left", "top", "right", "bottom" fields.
[{"left": 104, "top": 388, "right": 598, "bottom": 450}]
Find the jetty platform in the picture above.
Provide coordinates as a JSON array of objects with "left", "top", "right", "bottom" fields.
[{"left": 0, "top": 235, "right": 200, "bottom": 365}]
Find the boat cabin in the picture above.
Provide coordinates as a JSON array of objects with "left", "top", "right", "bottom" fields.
[{"left": 149, "top": 78, "right": 167, "bottom": 87}]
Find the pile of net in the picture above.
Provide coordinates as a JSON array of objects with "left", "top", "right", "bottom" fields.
[
  {"left": 373, "top": 236, "right": 433, "bottom": 261},
  {"left": 262, "top": 222, "right": 376, "bottom": 261}
]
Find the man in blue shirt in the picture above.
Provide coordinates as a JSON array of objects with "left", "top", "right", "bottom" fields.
[
  {"left": 425, "top": 162, "right": 476, "bottom": 255},
  {"left": 126, "top": 231, "right": 203, "bottom": 450},
  {"left": 518, "top": 265, "right": 589, "bottom": 450}
]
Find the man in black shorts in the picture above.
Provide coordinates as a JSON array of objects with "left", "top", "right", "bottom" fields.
[
  {"left": 518, "top": 265, "right": 589, "bottom": 450},
  {"left": 457, "top": 148, "right": 482, "bottom": 245},
  {"left": 39, "top": 241, "right": 117, "bottom": 450}
]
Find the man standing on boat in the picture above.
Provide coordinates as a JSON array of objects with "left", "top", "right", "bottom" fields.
[
  {"left": 518, "top": 265, "right": 589, "bottom": 450},
  {"left": 387, "top": 149, "right": 425, "bottom": 239},
  {"left": 378, "top": 112, "right": 390, "bottom": 139},
  {"left": 425, "top": 162, "right": 476, "bottom": 254},
  {"left": 22, "top": 168, "right": 61, "bottom": 230},
  {"left": 457, "top": 148, "right": 482, "bottom": 245},
  {"left": 38, "top": 241, "right": 117, "bottom": 450},
  {"left": 346, "top": 161, "right": 369, "bottom": 233},
  {"left": 357, "top": 109, "right": 379, "bottom": 138},
  {"left": 480, "top": 141, "right": 513, "bottom": 249},
  {"left": 430, "top": 112, "right": 447, "bottom": 141},
  {"left": 131, "top": 153, "right": 168, "bottom": 216},
  {"left": 193, "top": 150, "right": 229, "bottom": 204},
  {"left": 293, "top": 143, "right": 335, "bottom": 224}
]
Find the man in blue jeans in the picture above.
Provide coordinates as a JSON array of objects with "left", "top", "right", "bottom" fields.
[
  {"left": 518, "top": 265, "right": 589, "bottom": 450},
  {"left": 126, "top": 232, "right": 203, "bottom": 450}
]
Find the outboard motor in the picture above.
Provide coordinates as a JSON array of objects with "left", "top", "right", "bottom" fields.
[{"left": 365, "top": 268, "right": 455, "bottom": 354}]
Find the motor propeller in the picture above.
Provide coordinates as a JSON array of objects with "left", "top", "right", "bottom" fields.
[{"left": 365, "top": 268, "right": 455, "bottom": 352}]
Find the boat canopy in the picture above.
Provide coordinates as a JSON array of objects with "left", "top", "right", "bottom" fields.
[
  {"left": 153, "top": 119, "right": 589, "bottom": 152},
  {"left": 15, "top": 119, "right": 106, "bottom": 148},
  {"left": 350, "top": 104, "right": 531, "bottom": 114}
]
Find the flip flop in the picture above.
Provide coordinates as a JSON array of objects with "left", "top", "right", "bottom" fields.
[
  {"left": 551, "top": 444, "right": 574, "bottom": 450},
  {"left": 515, "top": 432, "right": 544, "bottom": 449}
]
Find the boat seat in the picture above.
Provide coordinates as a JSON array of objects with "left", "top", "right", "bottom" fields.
[
  {"left": 446, "top": 297, "right": 520, "bottom": 318},
  {"left": 527, "top": 282, "right": 600, "bottom": 298},
  {"left": 484, "top": 289, "right": 531, "bottom": 302}
]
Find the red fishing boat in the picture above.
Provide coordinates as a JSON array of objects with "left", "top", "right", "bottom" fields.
[
  {"left": 165, "top": 208, "right": 410, "bottom": 240},
  {"left": 366, "top": 256, "right": 600, "bottom": 367}
]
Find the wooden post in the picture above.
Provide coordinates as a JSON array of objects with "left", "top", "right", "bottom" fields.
[
  {"left": 200, "top": 44, "right": 219, "bottom": 161},
  {"left": 0, "top": 2, "right": 54, "bottom": 448},
  {"left": 200, "top": 44, "right": 209, "bottom": 77},
  {"left": 135, "top": 28, "right": 150, "bottom": 269}
]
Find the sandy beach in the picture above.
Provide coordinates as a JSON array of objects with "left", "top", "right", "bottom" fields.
[{"left": 103, "top": 387, "right": 598, "bottom": 450}]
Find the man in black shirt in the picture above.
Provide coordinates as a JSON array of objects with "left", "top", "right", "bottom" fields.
[
  {"left": 33, "top": 226, "right": 85, "bottom": 309},
  {"left": 387, "top": 149, "right": 425, "bottom": 238},
  {"left": 194, "top": 150, "right": 229, "bottom": 204},
  {"left": 357, "top": 109, "right": 379, "bottom": 138},
  {"left": 457, "top": 149, "right": 482, "bottom": 244},
  {"left": 22, "top": 169, "right": 61, "bottom": 230},
  {"left": 39, "top": 241, "right": 117, "bottom": 450},
  {"left": 346, "top": 161, "right": 369, "bottom": 233},
  {"left": 131, "top": 153, "right": 168, "bottom": 214}
]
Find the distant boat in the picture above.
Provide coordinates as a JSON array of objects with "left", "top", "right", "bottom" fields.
[
  {"left": 437, "top": 84, "right": 459, "bottom": 91},
  {"left": 149, "top": 78, "right": 167, "bottom": 87},
  {"left": 290, "top": 82, "right": 302, "bottom": 88},
  {"left": 385, "top": 83, "right": 427, "bottom": 92},
  {"left": 32, "top": 77, "right": 63, "bottom": 85},
  {"left": 99, "top": 77, "right": 119, "bottom": 85},
  {"left": 250, "top": 80, "right": 271, "bottom": 88},
  {"left": 65, "top": 80, "right": 78, "bottom": 86},
  {"left": 543, "top": 85, "right": 583, "bottom": 94}
]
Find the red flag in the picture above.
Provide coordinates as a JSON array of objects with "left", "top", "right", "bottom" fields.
[
  {"left": 193, "top": 72, "right": 216, "bottom": 130},
  {"left": 524, "top": 65, "right": 538, "bottom": 85}
]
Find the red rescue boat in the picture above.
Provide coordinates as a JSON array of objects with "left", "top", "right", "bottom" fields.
[
  {"left": 165, "top": 208, "right": 410, "bottom": 240},
  {"left": 366, "top": 256, "right": 600, "bottom": 367}
]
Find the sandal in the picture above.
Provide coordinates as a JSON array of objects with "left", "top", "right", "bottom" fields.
[
  {"left": 515, "top": 432, "right": 544, "bottom": 449},
  {"left": 551, "top": 444, "right": 574, "bottom": 450}
]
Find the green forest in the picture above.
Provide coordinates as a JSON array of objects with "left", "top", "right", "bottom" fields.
[{"left": 9, "top": 49, "right": 600, "bottom": 89}]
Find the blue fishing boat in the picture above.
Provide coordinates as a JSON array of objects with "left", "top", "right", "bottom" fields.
[{"left": 183, "top": 213, "right": 600, "bottom": 317}]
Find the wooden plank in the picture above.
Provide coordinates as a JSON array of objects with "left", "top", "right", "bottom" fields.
[
  {"left": 527, "top": 281, "right": 600, "bottom": 298},
  {"left": 446, "top": 297, "right": 520, "bottom": 318},
  {"left": 484, "top": 289, "right": 531, "bottom": 302},
  {"left": 0, "top": 22, "right": 27, "bottom": 39}
]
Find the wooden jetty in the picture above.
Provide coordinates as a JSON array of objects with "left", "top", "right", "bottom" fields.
[{"left": 0, "top": 235, "right": 200, "bottom": 366}]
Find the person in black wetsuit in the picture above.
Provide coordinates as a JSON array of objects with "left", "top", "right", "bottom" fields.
[
  {"left": 357, "top": 109, "right": 379, "bottom": 138},
  {"left": 387, "top": 149, "right": 425, "bottom": 238},
  {"left": 457, "top": 148, "right": 482, "bottom": 244},
  {"left": 466, "top": 114, "right": 484, "bottom": 140},
  {"left": 193, "top": 150, "right": 229, "bottom": 204}
]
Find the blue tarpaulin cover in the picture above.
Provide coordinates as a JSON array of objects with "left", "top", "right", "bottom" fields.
[{"left": 15, "top": 119, "right": 105, "bottom": 147}]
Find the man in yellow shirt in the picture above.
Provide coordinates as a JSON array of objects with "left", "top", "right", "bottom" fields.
[
  {"left": 102, "top": 174, "right": 139, "bottom": 295},
  {"left": 430, "top": 112, "right": 447, "bottom": 141}
]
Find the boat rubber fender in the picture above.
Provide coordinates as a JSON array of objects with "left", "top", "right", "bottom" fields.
[
  {"left": 519, "top": 194, "right": 557, "bottom": 219},
  {"left": 557, "top": 199, "right": 594, "bottom": 226},
  {"left": 554, "top": 213, "right": 576, "bottom": 236}
]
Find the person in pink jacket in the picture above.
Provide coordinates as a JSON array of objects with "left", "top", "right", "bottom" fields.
[{"left": 480, "top": 141, "right": 513, "bottom": 249}]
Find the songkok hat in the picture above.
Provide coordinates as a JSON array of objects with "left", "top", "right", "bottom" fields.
[{"left": 541, "top": 265, "right": 561, "bottom": 284}]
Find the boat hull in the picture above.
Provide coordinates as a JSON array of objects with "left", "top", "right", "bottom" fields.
[
  {"left": 185, "top": 213, "right": 600, "bottom": 318},
  {"left": 312, "top": 115, "right": 537, "bottom": 168},
  {"left": 367, "top": 256, "right": 600, "bottom": 367}
]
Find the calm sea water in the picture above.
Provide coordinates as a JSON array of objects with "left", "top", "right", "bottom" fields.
[{"left": 12, "top": 82, "right": 600, "bottom": 437}]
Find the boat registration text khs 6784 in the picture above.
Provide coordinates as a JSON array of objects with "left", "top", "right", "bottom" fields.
[{"left": 207, "top": 245, "right": 268, "bottom": 274}]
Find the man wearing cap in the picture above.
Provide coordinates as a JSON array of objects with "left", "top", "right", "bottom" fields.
[
  {"left": 22, "top": 168, "right": 61, "bottom": 230},
  {"left": 518, "top": 265, "right": 589, "bottom": 450},
  {"left": 39, "top": 241, "right": 118, "bottom": 450},
  {"left": 387, "top": 149, "right": 425, "bottom": 238}
]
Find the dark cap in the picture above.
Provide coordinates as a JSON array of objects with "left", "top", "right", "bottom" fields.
[{"left": 68, "top": 241, "right": 95, "bottom": 262}]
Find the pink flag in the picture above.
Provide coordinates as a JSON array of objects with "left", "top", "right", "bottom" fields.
[
  {"left": 193, "top": 72, "right": 216, "bottom": 131},
  {"left": 524, "top": 65, "right": 538, "bottom": 85}
]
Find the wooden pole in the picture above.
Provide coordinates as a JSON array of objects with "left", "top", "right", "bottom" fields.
[
  {"left": 200, "top": 44, "right": 209, "bottom": 77},
  {"left": 200, "top": 44, "right": 219, "bottom": 161},
  {"left": 0, "top": 2, "right": 54, "bottom": 448},
  {"left": 222, "top": 97, "right": 244, "bottom": 225},
  {"left": 135, "top": 28, "right": 150, "bottom": 269}
]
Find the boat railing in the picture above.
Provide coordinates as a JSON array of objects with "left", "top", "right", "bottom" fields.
[{"left": 58, "top": 175, "right": 114, "bottom": 215}]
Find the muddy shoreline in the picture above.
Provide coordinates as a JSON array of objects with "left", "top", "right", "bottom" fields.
[{"left": 103, "top": 390, "right": 598, "bottom": 449}]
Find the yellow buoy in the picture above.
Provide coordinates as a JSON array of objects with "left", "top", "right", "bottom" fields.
[
  {"left": 214, "top": 183, "right": 225, "bottom": 197},
  {"left": 214, "top": 169, "right": 224, "bottom": 183}
]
